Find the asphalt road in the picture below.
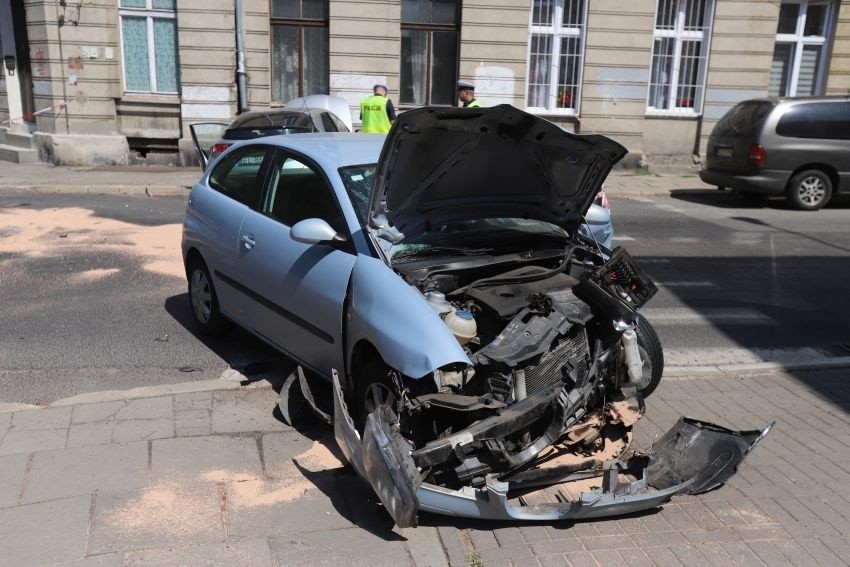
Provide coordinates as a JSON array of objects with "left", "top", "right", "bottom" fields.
[{"left": 1, "top": 190, "right": 848, "bottom": 404}]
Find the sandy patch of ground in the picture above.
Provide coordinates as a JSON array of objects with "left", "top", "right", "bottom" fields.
[{"left": 0, "top": 206, "right": 183, "bottom": 279}]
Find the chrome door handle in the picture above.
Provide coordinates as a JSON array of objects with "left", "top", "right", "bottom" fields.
[{"left": 240, "top": 233, "right": 256, "bottom": 249}]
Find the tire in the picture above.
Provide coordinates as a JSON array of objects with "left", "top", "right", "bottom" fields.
[
  {"left": 187, "top": 257, "right": 227, "bottom": 336},
  {"left": 354, "top": 358, "right": 399, "bottom": 432},
  {"left": 787, "top": 169, "right": 832, "bottom": 210},
  {"left": 634, "top": 316, "right": 664, "bottom": 398}
]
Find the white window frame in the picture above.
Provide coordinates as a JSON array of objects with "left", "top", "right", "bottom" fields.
[
  {"left": 525, "top": 0, "right": 588, "bottom": 116},
  {"left": 118, "top": 0, "right": 178, "bottom": 95},
  {"left": 772, "top": 0, "right": 835, "bottom": 97},
  {"left": 646, "top": 0, "right": 714, "bottom": 116}
]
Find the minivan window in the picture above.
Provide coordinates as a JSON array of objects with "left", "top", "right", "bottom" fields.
[
  {"left": 776, "top": 102, "right": 850, "bottom": 140},
  {"left": 713, "top": 101, "right": 775, "bottom": 137}
]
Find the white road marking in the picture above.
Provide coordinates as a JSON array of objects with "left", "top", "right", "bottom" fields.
[
  {"left": 641, "top": 307, "right": 773, "bottom": 325},
  {"left": 663, "top": 346, "right": 832, "bottom": 368},
  {"left": 669, "top": 237, "right": 701, "bottom": 243},
  {"left": 639, "top": 258, "right": 671, "bottom": 264},
  {"left": 613, "top": 235, "right": 635, "bottom": 241},
  {"left": 657, "top": 281, "right": 717, "bottom": 288}
]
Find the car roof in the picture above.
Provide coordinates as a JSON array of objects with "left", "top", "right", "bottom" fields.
[
  {"left": 737, "top": 95, "right": 850, "bottom": 105},
  {"left": 248, "top": 132, "right": 385, "bottom": 170}
]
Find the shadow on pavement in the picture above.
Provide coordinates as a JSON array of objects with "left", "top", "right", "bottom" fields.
[
  {"left": 163, "top": 293, "right": 290, "bottom": 390},
  {"left": 670, "top": 188, "right": 850, "bottom": 210}
]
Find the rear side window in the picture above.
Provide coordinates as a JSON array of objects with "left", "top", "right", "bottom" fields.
[
  {"left": 713, "top": 101, "right": 774, "bottom": 137},
  {"left": 208, "top": 146, "right": 269, "bottom": 208},
  {"left": 229, "top": 111, "right": 313, "bottom": 130},
  {"left": 776, "top": 102, "right": 850, "bottom": 140}
]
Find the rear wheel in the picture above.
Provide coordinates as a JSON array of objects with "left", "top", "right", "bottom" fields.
[
  {"left": 187, "top": 258, "right": 227, "bottom": 336},
  {"left": 787, "top": 169, "right": 832, "bottom": 210},
  {"left": 634, "top": 316, "right": 664, "bottom": 398}
]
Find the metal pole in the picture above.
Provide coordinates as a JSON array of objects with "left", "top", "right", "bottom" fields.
[
  {"left": 235, "top": 0, "right": 248, "bottom": 114},
  {"left": 56, "top": 1, "right": 70, "bottom": 133}
]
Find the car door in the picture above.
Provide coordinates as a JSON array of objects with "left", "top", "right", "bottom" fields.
[
  {"left": 193, "top": 144, "right": 272, "bottom": 325},
  {"left": 189, "top": 122, "right": 230, "bottom": 170},
  {"left": 236, "top": 149, "right": 357, "bottom": 376}
]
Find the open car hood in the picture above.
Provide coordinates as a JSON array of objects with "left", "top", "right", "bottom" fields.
[{"left": 368, "top": 105, "right": 627, "bottom": 239}]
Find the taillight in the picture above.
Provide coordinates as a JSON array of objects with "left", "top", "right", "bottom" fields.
[
  {"left": 211, "top": 143, "right": 231, "bottom": 154},
  {"left": 594, "top": 189, "right": 611, "bottom": 211},
  {"left": 748, "top": 144, "right": 766, "bottom": 168}
]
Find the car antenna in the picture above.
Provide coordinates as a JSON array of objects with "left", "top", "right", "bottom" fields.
[{"left": 300, "top": 94, "right": 315, "bottom": 133}]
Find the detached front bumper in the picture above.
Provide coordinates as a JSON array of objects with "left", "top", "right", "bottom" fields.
[
  {"left": 417, "top": 417, "right": 772, "bottom": 521},
  {"left": 329, "top": 369, "right": 772, "bottom": 527}
]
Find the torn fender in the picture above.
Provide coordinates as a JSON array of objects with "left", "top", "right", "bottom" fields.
[{"left": 346, "top": 255, "right": 470, "bottom": 379}]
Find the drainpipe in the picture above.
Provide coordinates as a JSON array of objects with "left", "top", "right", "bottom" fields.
[{"left": 235, "top": 0, "right": 248, "bottom": 114}]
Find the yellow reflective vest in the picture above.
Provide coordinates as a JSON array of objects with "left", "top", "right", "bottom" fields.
[
  {"left": 466, "top": 99, "right": 482, "bottom": 108},
  {"left": 360, "top": 95, "right": 392, "bottom": 133}
]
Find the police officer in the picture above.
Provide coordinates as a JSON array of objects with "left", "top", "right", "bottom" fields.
[
  {"left": 359, "top": 84, "right": 396, "bottom": 133},
  {"left": 457, "top": 81, "right": 481, "bottom": 108}
]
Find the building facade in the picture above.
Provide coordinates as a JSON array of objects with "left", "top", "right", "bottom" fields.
[{"left": 1, "top": 0, "right": 848, "bottom": 165}]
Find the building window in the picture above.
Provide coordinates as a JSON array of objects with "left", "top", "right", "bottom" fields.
[
  {"left": 647, "top": 0, "right": 713, "bottom": 114},
  {"left": 400, "top": 0, "right": 460, "bottom": 106},
  {"left": 769, "top": 1, "right": 835, "bottom": 97},
  {"left": 119, "top": 0, "right": 180, "bottom": 94},
  {"left": 271, "top": 0, "right": 329, "bottom": 102},
  {"left": 526, "top": 0, "right": 586, "bottom": 114}
]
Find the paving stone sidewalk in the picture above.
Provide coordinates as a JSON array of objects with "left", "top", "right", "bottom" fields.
[{"left": 1, "top": 367, "right": 848, "bottom": 566}]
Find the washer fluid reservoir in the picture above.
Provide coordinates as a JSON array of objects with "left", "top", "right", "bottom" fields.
[{"left": 444, "top": 309, "right": 477, "bottom": 346}]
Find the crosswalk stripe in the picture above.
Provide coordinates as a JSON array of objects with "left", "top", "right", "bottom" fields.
[
  {"left": 641, "top": 307, "right": 773, "bottom": 325},
  {"left": 657, "top": 281, "right": 717, "bottom": 288}
]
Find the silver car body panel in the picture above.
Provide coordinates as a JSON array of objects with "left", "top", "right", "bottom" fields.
[
  {"left": 285, "top": 94, "right": 354, "bottom": 132},
  {"left": 346, "top": 255, "right": 470, "bottom": 379},
  {"left": 578, "top": 203, "right": 613, "bottom": 249}
]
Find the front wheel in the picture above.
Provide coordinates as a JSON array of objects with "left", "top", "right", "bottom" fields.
[
  {"left": 634, "top": 316, "right": 664, "bottom": 398},
  {"left": 787, "top": 169, "right": 832, "bottom": 210},
  {"left": 187, "top": 258, "right": 228, "bottom": 336},
  {"left": 354, "top": 358, "right": 400, "bottom": 432}
]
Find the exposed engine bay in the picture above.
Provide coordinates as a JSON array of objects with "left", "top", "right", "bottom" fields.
[
  {"left": 317, "top": 241, "right": 772, "bottom": 528},
  {"left": 377, "top": 244, "right": 659, "bottom": 490}
]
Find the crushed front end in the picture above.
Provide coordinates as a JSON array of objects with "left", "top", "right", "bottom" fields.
[{"left": 330, "top": 245, "right": 772, "bottom": 527}]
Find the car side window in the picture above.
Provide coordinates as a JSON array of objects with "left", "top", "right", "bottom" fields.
[
  {"left": 319, "top": 112, "right": 335, "bottom": 132},
  {"left": 329, "top": 113, "right": 350, "bottom": 132},
  {"left": 776, "top": 102, "right": 850, "bottom": 140},
  {"left": 208, "top": 146, "right": 269, "bottom": 208},
  {"left": 261, "top": 153, "right": 346, "bottom": 234}
]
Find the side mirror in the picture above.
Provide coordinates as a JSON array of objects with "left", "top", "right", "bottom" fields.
[{"left": 290, "top": 218, "right": 347, "bottom": 246}]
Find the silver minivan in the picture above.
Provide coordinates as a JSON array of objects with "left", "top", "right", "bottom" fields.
[{"left": 700, "top": 96, "right": 850, "bottom": 210}]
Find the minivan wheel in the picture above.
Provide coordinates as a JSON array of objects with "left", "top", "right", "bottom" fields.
[
  {"left": 187, "top": 258, "right": 227, "bottom": 336},
  {"left": 787, "top": 169, "right": 832, "bottom": 210}
]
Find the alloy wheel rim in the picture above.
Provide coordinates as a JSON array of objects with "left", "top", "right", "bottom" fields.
[
  {"left": 363, "top": 382, "right": 397, "bottom": 416},
  {"left": 190, "top": 269, "right": 212, "bottom": 324},
  {"left": 798, "top": 176, "right": 826, "bottom": 206}
]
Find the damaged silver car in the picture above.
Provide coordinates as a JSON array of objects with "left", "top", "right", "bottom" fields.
[{"left": 183, "top": 105, "right": 771, "bottom": 528}]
